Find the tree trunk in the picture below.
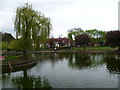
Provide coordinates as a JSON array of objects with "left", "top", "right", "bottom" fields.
[
  {"left": 70, "top": 41, "right": 73, "bottom": 47},
  {"left": 84, "top": 45, "right": 86, "bottom": 50},
  {"left": 23, "top": 70, "right": 27, "bottom": 77},
  {"left": 22, "top": 50, "right": 27, "bottom": 59}
]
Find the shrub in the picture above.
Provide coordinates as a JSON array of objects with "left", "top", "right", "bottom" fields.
[{"left": 105, "top": 30, "right": 120, "bottom": 50}]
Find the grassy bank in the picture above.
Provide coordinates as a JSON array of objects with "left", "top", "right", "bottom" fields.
[
  {"left": 73, "top": 46, "right": 117, "bottom": 51},
  {"left": 3, "top": 55, "right": 33, "bottom": 61},
  {"left": 5, "top": 55, "right": 22, "bottom": 61},
  {"left": 2, "top": 47, "right": 119, "bottom": 55}
]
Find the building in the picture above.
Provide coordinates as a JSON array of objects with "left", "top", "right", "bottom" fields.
[{"left": 47, "top": 38, "right": 70, "bottom": 48}]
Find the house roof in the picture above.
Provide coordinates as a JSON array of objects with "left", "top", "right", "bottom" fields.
[{"left": 48, "top": 38, "right": 69, "bottom": 43}]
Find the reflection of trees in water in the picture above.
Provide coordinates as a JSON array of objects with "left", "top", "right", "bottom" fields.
[
  {"left": 90, "top": 53, "right": 106, "bottom": 64},
  {"left": 68, "top": 53, "right": 106, "bottom": 69},
  {"left": 11, "top": 70, "right": 52, "bottom": 89},
  {"left": 35, "top": 52, "right": 73, "bottom": 62},
  {"left": 35, "top": 52, "right": 74, "bottom": 68},
  {"left": 35, "top": 52, "right": 120, "bottom": 74},
  {"left": 68, "top": 53, "right": 91, "bottom": 69},
  {"left": 104, "top": 54, "right": 120, "bottom": 74}
]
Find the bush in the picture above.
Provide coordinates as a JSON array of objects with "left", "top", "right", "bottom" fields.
[
  {"left": 2, "top": 42, "right": 9, "bottom": 50},
  {"left": 58, "top": 46, "right": 71, "bottom": 49},
  {"left": 105, "top": 30, "right": 120, "bottom": 50}
]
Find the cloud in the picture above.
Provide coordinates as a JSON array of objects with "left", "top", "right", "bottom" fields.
[
  {"left": 0, "top": 0, "right": 119, "bottom": 38},
  {"left": 47, "top": 0, "right": 119, "bottom": 37}
]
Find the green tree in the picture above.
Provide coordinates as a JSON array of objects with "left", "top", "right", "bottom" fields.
[
  {"left": 1, "top": 42, "right": 9, "bottom": 50},
  {"left": 14, "top": 3, "right": 52, "bottom": 58},
  {"left": 85, "top": 29, "right": 106, "bottom": 46},
  {"left": 67, "top": 28, "right": 84, "bottom": 46},
  {"left": 8, "top": 40, "right": 20, "bottom": 50}
]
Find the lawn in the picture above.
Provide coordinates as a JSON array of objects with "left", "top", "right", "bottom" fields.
[
  {"left": 5, "top": 55, "right": 22, "bottom": 61},
  {"left": 4, "top": 55, "right": 33, "bottom": 61},
  {"left": 73, "top": 46, "right": 117, "bottom": 51}
]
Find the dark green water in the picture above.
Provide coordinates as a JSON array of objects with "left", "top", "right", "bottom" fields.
[{"left": 2, "top": 52, "right": 120, "bottom": 88}]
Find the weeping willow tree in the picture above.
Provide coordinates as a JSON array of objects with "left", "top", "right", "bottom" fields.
[{"left": 14, "top": 3, "right": 52, "bottom": 59}]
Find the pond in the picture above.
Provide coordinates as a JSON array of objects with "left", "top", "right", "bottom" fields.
[{"left": 2, "top": 52, "right": 120, "bottom": 88}]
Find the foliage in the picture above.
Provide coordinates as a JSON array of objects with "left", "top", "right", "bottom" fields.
[
  {"left": 67, "top": 28, "right": 84, "bottom": 40},
  {"left": 105, "top": 30, "right": 120, "bottom": 50},
  {"left": 14, "top": 3, "right": 52, "bottom": 51},
  {"left": 0, "top": 42, "right": 1, "bottom": 50},
  {"left": 8, "top": 39, "right": 21, "bottom": 50},
  {"left": 48, "top": 39, "right": 55, "bottom": 48},
  {"left": 67, "top": 28, "right": 84, "bottom": 46},
  {"left": 58, "top": 46, "right": 71, "bottom": 49},
  {"left": 67, "top": 28, "right": 106, "bottom": 46},
  {"left": 14, "top": 3, "right": 52, "bottom": 59},
  {"left": 1, "top": 39, "right": 22, "bottom": 50},
  {"left": 38, "top": 47, "right": 50, "bottom": 50},
  {"left": 85, "top": 29, "right": 106, "bottom": 45},
  {"left": 2, "top": 32, "right": 15, "bottom": 42},
  {"left": 75, "top": 34, "right": 90, "bottom": 48},
  {"left": 1, "top": 42, "right": 9, "bottom": 50}
]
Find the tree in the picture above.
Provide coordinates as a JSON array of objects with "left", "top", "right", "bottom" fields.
[
  {"left": 2, "top": 32, "right": 15, "bottom": 43},
  {"left": 96, "top": 30, "right": 106, "bottom": 46},
  {"left": 67, "top": 28, "right": 84, "bottom": 40},
  {"left": 67, "top": 28, "right": 84, "bottom": 46},
  {"left": 75, "top": 34, "right": 90, "bottom": 50},
  {"left": 105, "top": 31, "right": 120, "bottom": 50},
  {"left": 1, "top": 42, "right": 9, "bottom": 50},
  {"left": 14, "top": 3, "right": 52, "bottom": 58},
  {"left": 48, "top": 39, "right": 55, "bottom": 48},
  {"left": 85, "top": 29, "right": 106, "bottom": 46}
]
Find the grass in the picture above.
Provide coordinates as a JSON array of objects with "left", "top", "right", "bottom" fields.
[
  {"left": 73, "top": 46, "right": 117, "bottom": 51},
  {"left": 5, "top": 54, "right": 34, "bottom": 61},
  {"left": 5, "top": 55, "right": 22, "bottom": 61}
]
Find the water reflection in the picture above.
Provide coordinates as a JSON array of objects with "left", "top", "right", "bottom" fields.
[
  {"left": 68, "top": 53, "right": 91, "bottom": 69},
  {"left": 35, "top": 52, "right": 73, "bottom": 67},
  {"left": 35, "top": 52, "right": 72, "bottom": 61},
  {"left": 104, "top": 54, "right": 120, "bottom": 74},
  {"left": 35, "top": 52, "right": 120, "bottom": 74},
  {"left": 2, "top": 70, "right": 52, "bottom": 89},
  {"left": 2, "top": 52, "right": 119, "bottom": 88},
  {"left": 70, "top": 53, "right": 120, "bottom": 73}
]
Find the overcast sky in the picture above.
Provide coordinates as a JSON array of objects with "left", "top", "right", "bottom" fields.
[{"left": 0, "top": 0, "right": 119, "bottom": 38}]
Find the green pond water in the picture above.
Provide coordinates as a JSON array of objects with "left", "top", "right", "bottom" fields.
[{"left": 1, "top": 52, "right": 120, "bottom": 88}]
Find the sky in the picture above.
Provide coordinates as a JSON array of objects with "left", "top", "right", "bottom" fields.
[{"left": 0, "top": 0, "right": 119, "bottom": 38}]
